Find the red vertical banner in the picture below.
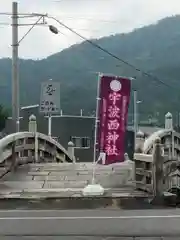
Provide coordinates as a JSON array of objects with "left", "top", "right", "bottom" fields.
[{"left": 97, "top": 75, "right": 131, "bottom": 164}]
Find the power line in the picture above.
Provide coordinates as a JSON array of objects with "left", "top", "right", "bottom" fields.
[
  {"left": 48, "top": 16, "right": 174, "bottom": 89},
  {"left": 0, "top": 22, "right": 104, "bottom": 33},
  {"left": 0, "top": 12, "right": 46, "bottom": 16},
  {"left": 57, "top": 16, "right": 123, "bottom": 24}
]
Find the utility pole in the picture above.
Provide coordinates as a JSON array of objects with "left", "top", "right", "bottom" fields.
[
  {"left": 12, "top": 2, "right": 19, "bottom": 132},
  {"left": 10, "top": 2, "right": 59, "bottom": 134}
]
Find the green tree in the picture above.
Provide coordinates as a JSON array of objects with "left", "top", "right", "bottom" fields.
[{"left": 0, "top": 105, "right": 9, "bottom": 131}]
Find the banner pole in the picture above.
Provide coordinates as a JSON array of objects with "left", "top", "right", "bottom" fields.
[
  {"left": 133, "top": 90, "right": 137, "bottom": 152},
  {"left": 92, "top": 72, "right": 101, "bottom": 183}
]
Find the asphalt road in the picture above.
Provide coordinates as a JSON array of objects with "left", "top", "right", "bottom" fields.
[
  {"left": 0, "top": 238, "right": 179, "bottom": 240},
  {"left": 0, "top": 209, "right": 179, "bottom": 239}
]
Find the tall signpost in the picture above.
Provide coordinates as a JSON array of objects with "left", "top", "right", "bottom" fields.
[{"left": 39, "top": 79, "right": 60, "bottom": 136}]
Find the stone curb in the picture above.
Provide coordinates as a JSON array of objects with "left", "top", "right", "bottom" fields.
[{"left": 0, "top": 192, "right": 152, "bottom": 200}]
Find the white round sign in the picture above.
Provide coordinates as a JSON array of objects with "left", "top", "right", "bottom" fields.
[{"left": 110, "top": 80, "right": 121, "bottom": 92}]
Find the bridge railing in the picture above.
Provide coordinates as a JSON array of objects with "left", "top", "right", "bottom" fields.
[
  {"left": 134, "top": 137, "right": 165, "bottom": 198},
  {"left": 0, "top": 131, "right": 74, "bottom": 179}
]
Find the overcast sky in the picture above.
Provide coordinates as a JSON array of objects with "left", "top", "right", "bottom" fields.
[{"left": 1, "top": 0, "right": 180, "bottom": 59}]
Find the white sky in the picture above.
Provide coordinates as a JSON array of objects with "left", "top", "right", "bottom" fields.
[{"left": 1, "top": 0, "right": 180, "bottom": 59}]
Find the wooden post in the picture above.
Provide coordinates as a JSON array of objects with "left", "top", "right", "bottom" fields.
[{"left": 152, "top": 137, "right": 164, "bottom": 203}]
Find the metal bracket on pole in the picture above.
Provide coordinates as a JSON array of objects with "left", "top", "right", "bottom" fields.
[{"left": 18, "top": 16, "right": 46, "bottom": 45}]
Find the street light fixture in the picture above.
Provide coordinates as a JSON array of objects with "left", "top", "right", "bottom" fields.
[
  {"left": 49, "top": 25, "right": 58, "bottom": 34},
  {"left": 8, "top": 104, "right": 39, "bottom": 121},
  {"left": 20, "top": 104, "right": 39, "bottom": 110}
]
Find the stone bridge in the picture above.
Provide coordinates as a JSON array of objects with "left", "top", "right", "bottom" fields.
[
  {"left": 0, "top": 129, "right": 179, "bottom": 200},
  {"left": 0, "top": 129, "right": 179, "bottom": 201},
  {"left": 0, "top": 112, "right": 179, "bottom": 203},
  {"left": 0, "top": 131, "right": 141, "bottom": 199}
]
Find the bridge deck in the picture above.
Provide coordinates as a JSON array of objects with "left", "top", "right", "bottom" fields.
[{"left": 0, "top": 163, "right": 149, "bottom": 199}]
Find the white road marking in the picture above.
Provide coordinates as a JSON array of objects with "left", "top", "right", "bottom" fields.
[
  {"left": 0, "top": 209, "right": 113, "bottom": 213},
  {"left": 0, "top": 210, "right": 71, "bottom": 212},
  {"left": 0, "top": 209, "right": 177, "bottom": 212},
  {"left": 0, "top": 215, "right": 179, "bottom": 220}
]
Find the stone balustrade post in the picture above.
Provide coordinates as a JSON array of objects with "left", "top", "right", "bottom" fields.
[
  {"left": 68, "top": 141, "right": 76, "bottom": 163},
  {"left": 28, "top": 114, "right": 37, "bottom": 132},
  {"left": 28, "top": 114, "right": 38, "bottom": 162},
  {"left": 152, "top": 137, "right": 164, "bottom": 203}
]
